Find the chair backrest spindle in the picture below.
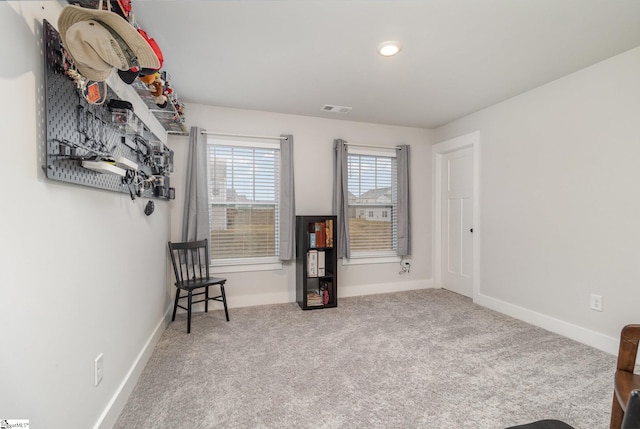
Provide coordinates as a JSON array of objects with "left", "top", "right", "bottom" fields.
[{"left": 168, "top": 239, "right": 211, "bottom": 284}]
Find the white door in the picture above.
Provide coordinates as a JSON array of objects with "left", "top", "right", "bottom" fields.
[{"left": 441, "top": 147, "right": 473, "bottom": 297}]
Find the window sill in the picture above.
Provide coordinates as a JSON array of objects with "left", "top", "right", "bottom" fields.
[
  {"left": 211, "top": 261, "right": 283, "bottom": 274},
  {"left": 342, "top": 255, "right": 400, "bottom": 266}
]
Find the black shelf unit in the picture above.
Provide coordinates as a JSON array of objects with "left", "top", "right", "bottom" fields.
[{"left": 296, "top": 215, "right": 337, "bottom": 310}]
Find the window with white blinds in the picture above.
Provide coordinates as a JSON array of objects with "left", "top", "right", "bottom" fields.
[
  {"left": 207, "top": 140, "right": 280, "bottom": 264},
  {"left": 347, "top": 148, "right": 398, "bottom": 257}
]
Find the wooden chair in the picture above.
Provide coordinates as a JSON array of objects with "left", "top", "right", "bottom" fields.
[
  {"left": 611, "top": 324, "right": 640, "bottom": 429},
  {"left": 168, "top": 239, "right": 229, "bottom": 333}
]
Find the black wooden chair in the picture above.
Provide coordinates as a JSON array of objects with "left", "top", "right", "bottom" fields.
[{"left": 167, "top": 239, "right": 229, "bottom": 333}]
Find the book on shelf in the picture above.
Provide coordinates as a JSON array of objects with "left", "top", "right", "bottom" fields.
[
  {"left": 325, "top": 219, "right": 333, "bottom": 247},
  {"left": 314, "top": 222, "right": 325, "bottom": 248},
  {"left": 307, "top": 249, "right": 318, "bottom": 277},
  {"left": 317, "top": 250, "right": 325, "bottom": 277},
  {"left": 308, "top": 222, "right": 318, "bottom": 248}
]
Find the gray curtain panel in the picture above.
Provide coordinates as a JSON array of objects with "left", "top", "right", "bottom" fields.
[
  {"left": 396, "top": 144, "right": 411, "bottom": 256},
  {"left": 181, "top": 126, "right": 210, "bottom": 242},
  {"left": 279, "top": 135, "right": 295, "bottom": 261},
  {"left": 332, "top": 139, "right": 350, "bottom": 259}
]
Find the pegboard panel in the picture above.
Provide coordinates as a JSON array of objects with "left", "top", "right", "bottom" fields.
[{"left": 43, "top": 19, "right": 174, "bottom": 200}]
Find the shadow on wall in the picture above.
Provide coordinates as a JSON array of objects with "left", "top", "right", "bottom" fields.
[{"left": 0, "top": 2, "right": 40, "bottom": 79}]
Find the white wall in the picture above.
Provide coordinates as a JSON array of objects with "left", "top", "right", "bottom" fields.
[
  {"left": 0, "top": 2, "right": 172, "bottom": 427},
  {"left": 434, "top": 46, "right": 640, "bottom": 353},
  {"left": 169, "top": 104, "right": 434, "bottom": 308}
]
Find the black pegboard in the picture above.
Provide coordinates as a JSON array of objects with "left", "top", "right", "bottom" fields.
[{"left": 43, "top": 19, "right": 173, "bottom": 199}]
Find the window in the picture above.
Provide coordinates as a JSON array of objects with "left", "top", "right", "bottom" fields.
[
  {"left": 207, "top": 140, "right": 280, "bottom": 265},
  {"left": 347, "top": 148, "right": 397, "bottom": 257}
]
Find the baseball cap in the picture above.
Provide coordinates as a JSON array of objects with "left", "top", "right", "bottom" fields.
[{"left": 117, "top": 28, "right": 164, "bottom": 84}]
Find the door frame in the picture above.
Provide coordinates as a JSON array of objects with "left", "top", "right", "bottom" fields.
[{"left": 432, "top": 131, "right": 481, "bottom": 300}]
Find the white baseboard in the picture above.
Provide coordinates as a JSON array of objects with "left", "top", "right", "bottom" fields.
[
  {"left": 474, "top": 292, "right": 619, "bottom": 356},
  {"left": 339, "top": 278, "right": 435, "bottom": 298},
  {"left": 93, "top": 309, "right": 171, "bottom": 429},
  {"left": 228, "top": 291, "right": 292, "bottom": 309}
]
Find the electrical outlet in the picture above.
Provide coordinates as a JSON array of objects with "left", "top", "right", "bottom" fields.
[
  {"left": 94, "top": 353, "right": 104, "bottom": 386},
  {"left": 590, "top": 294, "right": 603, "bottom": 312},
  {"left": 399, "top": 260, "right": 411, "bottom": 275}
]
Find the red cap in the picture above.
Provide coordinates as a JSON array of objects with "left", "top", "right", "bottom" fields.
[
  {"left": 137, "top": 28, "right": 163, "bottom": 69},
  {"left": 116, "top": 29, "right": 164, "bottom": 84}
]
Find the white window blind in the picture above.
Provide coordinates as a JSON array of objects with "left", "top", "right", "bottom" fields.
[
  {"left": 207, "top": 141, "right": 280, "bottom": 263},
  {"left": 347, "top": 149, "right": 397, "bottom": 257}
]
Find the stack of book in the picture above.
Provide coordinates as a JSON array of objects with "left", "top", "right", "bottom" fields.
[{"left": 306, "top": 291, "right": 323, "bottom": 306}]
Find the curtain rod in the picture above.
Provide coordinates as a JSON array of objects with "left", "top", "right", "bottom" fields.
[
  {"left": 344, "top": 142, "right": 401, "bottom": 150},
  {"left": 201, "top": 130, "right": 286, "bottom": 141}
]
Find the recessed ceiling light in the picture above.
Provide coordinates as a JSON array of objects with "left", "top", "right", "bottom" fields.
[{"left": 377, "top": 41, "right": 402, "bottom": 57}]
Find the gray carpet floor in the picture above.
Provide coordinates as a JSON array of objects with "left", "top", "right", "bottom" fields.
[{"left": 114, "top": 289, "right": 616, "bottom": 429}]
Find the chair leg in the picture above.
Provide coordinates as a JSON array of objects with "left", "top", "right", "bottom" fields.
[
  {"left": 611, "top": 392, "right": 624, "bottom": 429},
  {"left": 220, "top": 284, "right": 229, "bottom": 322},
  {"left": 187, "top": 290, "right": 193, "bottom": 334},
  {"left": 205, "top": 286, "right": 209, "bottom": 313},
  {"left": 172, "top": 288, "right": 181, "bottom": 322}
]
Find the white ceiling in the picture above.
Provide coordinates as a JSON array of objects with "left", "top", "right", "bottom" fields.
[{"left": 133, "top": 0, "right": 640, "bottom": 129}]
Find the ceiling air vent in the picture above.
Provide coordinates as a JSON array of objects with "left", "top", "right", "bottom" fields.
[{"left": 322, "top": 104, "right": 352, "bottom": 114}]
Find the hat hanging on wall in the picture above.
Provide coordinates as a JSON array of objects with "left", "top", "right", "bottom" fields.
[{"left": 58, "top": 5, "right": 160, "bottom": 82}]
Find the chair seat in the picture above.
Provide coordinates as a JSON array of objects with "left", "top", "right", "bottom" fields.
[
  {"left": 176, "top": 277, "right": 226, "bottom": 291},
  {"left": 615, "top": 371, "right": 640, "bottom": 411}
]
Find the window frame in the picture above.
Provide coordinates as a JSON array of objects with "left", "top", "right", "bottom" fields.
[
  {"left": 345, "top": 146, "right": 399, "bottom": 262},
  {"left": 206, "top": 138, "right": 283, "bottom": 273}
]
